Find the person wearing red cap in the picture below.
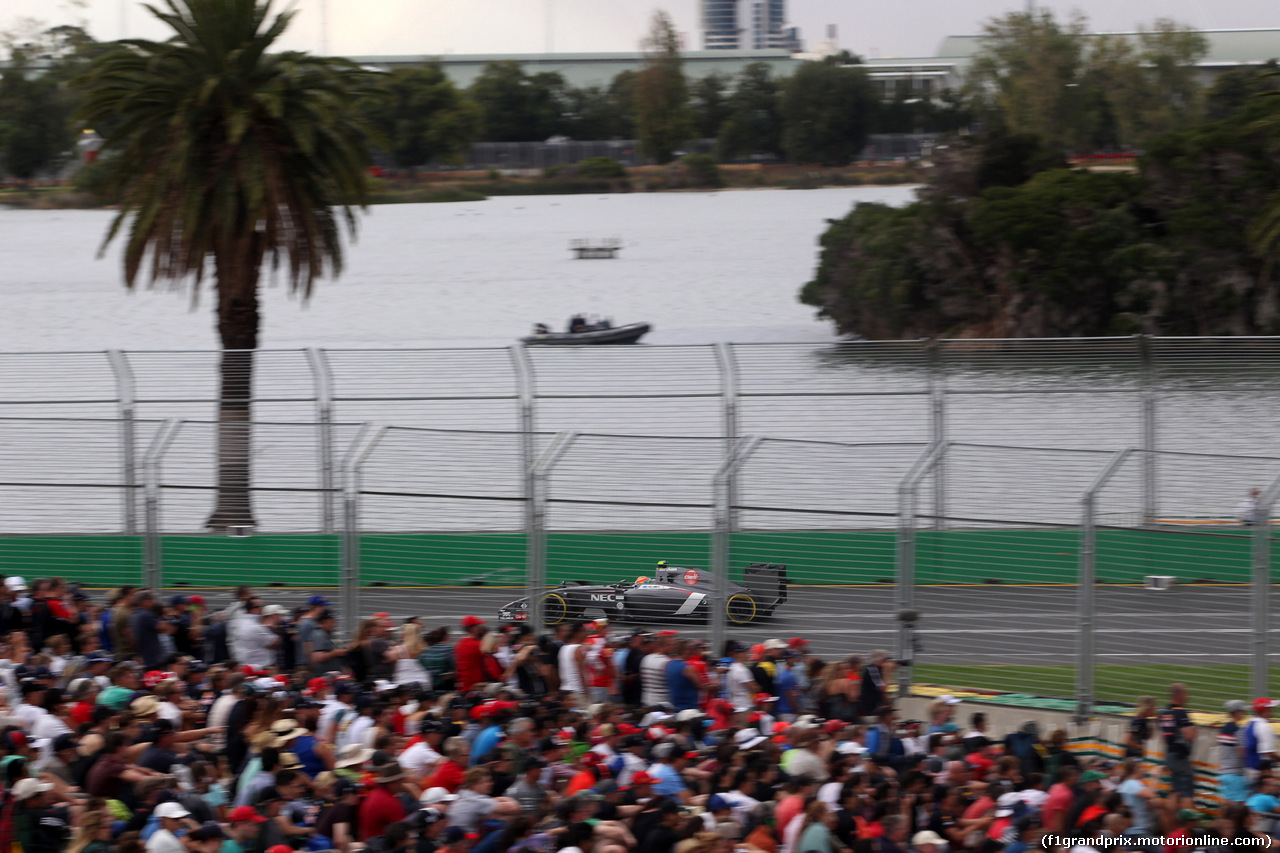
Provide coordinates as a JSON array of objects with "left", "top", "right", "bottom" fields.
[
  {"left": 224, "top": 805, "right": 268, "bottom": 853},
  {"left": 455, "top": 616, "right": 489, "bottom": 691}
]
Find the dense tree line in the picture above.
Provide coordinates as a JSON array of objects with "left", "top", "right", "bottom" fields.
[
  {"left": 1, "top": 7, "right": 1269, "bottom": 187},
  {"left": 0, "top": 9, "right": 920, "bottom": 180},
  {"left": 802, "top": 63, "right": 1280, "bottom": 338}
]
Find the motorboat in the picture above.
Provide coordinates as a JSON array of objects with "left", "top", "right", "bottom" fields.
[{"left": 522, "top": 320, "right": 650, "bottom": 345}]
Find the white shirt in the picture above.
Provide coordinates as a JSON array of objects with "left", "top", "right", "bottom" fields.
[
  {"left": 236, "top": 614, "right": 276, "bottom": 669},
  {"left": 11, "top": 703, "right": 47, "bottom": 730},
  {"left": 158, "top": 701, "right": 183, "bottom": 727},
  {"left": 818, "top": 780, "right": 843, "bottom": 808},
  {"left": 612, "top": 751, "right": 648, "bottom": 787},
  {"left": 399, "top": 741, "right": 442, "bottom": 778},
  {"left": 146, "top": 828, "right": 186, "bottom": 853},
  {"left": 719, "top": 789, "right": 760, "bottom": 824},
  {"left": 207, "top": 693, "right": 237, "bottom": 751},
  {"left": 32, "top": 714, "right": 70, "bottom": 762},
  {"left": 640, "top": 653, "right": 670, "bottom": 706},
  {"left": 728, "top": 662, "right": 755, "bottom": 712},
  {"left": 559, "top": 643, "right": 584, "bottom": 694},
  {"left": 1249, "top": 716, "right": 1277, "bottom": 758},
  {"left": 344, "top": 715, "right": 374, "bottom": 750},
  {"left": 318, "top": 698, "right": 347, "bottom": 742},
  {"left": 399, "top": 737, "right": 445, "bottom": 778}
]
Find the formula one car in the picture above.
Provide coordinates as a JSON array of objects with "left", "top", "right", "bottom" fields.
[{"left": 498, "top": 562, "right": 787, "bottom": 626}]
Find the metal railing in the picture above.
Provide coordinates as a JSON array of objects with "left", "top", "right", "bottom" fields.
[{"left": 3, "top": 337, "right": 1280, "bottom": 711}]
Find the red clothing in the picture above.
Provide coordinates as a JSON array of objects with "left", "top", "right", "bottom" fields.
[
  {"left": 685, "top": 657, "right": 710, "bottom": 703},
  {"left": 455, "top": 636, "right": 485, "bottom": 690},
  {"left": 1165, "top": 829, "right": 1191, "bottom": 853},
  {"left": 70, "top": 701, "right": 95, "bottom": 727},
  {"left": 358, "top": 785, "right": 406, "bottom": 841},
  {"left": 564, "top": 769, "right": 598, "bottom": 796},
  {"left": 776, "top": 794, "right": 805, "bottom": 837},
  {"left": 962, "top": 796, "right": 993, "bottom": 821},
  {"left": 1041, "top": 783, "right": 1074, "bottom": 833},
  {"left": 426, "top": 759, "right": 465, "bottom": 792},
  {"left": 965, "top": 752, "right": 994, "bottom": 778}
]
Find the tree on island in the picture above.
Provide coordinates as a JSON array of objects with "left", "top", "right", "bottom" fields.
[{"left": 77, "top": 0, "right": 374, "bottom": 530}]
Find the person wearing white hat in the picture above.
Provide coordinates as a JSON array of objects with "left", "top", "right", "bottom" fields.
[
  {"left": 5, "top": 577, "right": 31, "bottom": 613},
  {"left": 147, "top": 801, "right": 194, "bottom": 853},
  {"left": 910, "top": 830, "right": 947, "bottom": 853}
]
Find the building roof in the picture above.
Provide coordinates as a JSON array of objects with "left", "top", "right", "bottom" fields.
[
  {"left": 345, "top": 49, "right": 798, "bottom": 88},
  {"left": 935, "top": 28, "right": 1280, "bottom": 64}
]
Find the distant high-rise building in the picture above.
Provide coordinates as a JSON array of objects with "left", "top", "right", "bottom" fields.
[
  {"left": 749, "top": 0, "right": 791, "bottom": 50},
  {"left": 701, "top": 0, "right": 740, "bottom": 50},
  {"left": 702, "top": 0, "right": 797, "bottom": 52}
]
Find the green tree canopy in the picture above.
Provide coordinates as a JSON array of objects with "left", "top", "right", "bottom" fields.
[
  {"left": 469, "top": 61, "right": 568, "bottom": 142},
  {"left": 76, "top": 0, "right": 375, "bottom": 529},
  {"left": 716, "top": 62, "right": 783, "bottom": 161},
  {"left": 966, "top": 10, "right": 1208, "bottom": 150},
  {"left": 779, "top": 61, "right": 877, "bottom": 166},
  {"left": 634, "top": 10, "right": 694, "bottom": 164},
  {"left": 359, "top": 65, "right": 479, "bottom": 171},
  {"left": 690, "top": 71, "right": 731, "bottom": 139}
]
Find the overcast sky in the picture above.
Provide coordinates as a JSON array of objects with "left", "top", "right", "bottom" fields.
[{"left": 5, "top": 0, "right": 1275, "bottom": 60}]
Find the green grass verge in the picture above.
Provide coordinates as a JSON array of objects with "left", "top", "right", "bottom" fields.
[{"left": 914, "top": 664, "right": 1278, "bottom": 712}]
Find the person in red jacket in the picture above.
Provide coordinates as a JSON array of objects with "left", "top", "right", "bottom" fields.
[{"left": 454, "top": 616, "right": 489, "bottom": 691}]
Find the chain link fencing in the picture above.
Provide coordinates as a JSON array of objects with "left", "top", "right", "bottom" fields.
[{"left": 3, "top": 337, "right": 1280, "bottom": 713}]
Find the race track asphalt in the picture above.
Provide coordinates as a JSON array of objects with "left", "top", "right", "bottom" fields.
[{"left": 155, "top": 583, "right": 1264, "bottom": 667}]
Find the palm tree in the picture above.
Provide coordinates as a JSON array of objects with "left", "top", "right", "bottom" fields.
[{"left": 77, "top": 0, "right": 374, "bottom": 531}]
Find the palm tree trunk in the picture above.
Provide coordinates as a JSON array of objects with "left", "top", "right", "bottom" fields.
[{"left": 206, "top": 248, "right": 261, "bottom": 532}]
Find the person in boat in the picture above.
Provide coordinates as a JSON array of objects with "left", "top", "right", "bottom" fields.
[
  {"left": 533, "top": 323, "right": 550, "bottom": 335},
  {"left": 568, "top": 314, "right": 587, "bottom": 333}
]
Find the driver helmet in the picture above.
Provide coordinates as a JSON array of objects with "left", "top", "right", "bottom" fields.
[{"left": 635, "top": 576, "right": 650, "bottom": 585}]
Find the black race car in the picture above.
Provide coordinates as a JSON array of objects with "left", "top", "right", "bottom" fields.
[{"left": 498, "top": 562, "right": 787, "bottom": 626}]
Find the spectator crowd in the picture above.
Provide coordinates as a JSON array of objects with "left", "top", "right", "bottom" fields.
[{"left": 0, "top": 576, "right": 1276, "bottom": 853}]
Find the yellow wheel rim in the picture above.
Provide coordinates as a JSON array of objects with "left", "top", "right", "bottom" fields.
[
  {"left": 727, "top": 594, "right": 756, "bottom": 625},
  {"left": 542, "top": 592, "right": 569, "bottom": 625}
]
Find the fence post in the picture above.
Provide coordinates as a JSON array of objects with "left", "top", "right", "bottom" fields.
[
  {"left": 928, "top": 339, "right": 946, "bottom": 530},
  {"left": 527, "top": 432, "right": 579, "bottom": 637},
  {"left": 1139, "top": 335, "right": 1158, "bottom": 526},
  {"left": 108, "top": 350, "right": 139, "bottom": 535},
  {"left": 340, "top": 425, "right": 382, "bottom": 641},
  {"left": 1252, "top": 480, "right": 1279, "bottom": 699},
  {"left": 712, "top": 436, "right": 761, "bottom": 659},
  {"left": 897, "top": 441, "right": 949, "bottom": 697},
  {"left": 142, "top": 419, "right": 182, "bottom": 590},
  {"left": 1079, "top": 448, "right": 1132, "bottom": 721},
  {"left": 714, "top": 343, "right": 741, "bottom": 529},
  {"left": 307, "top": 348, "right": 336, "bottom": 534},
  {"left": 511, "top": 344, "right": 537, "bottom": 595}
]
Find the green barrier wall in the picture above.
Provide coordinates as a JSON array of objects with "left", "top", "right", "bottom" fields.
[{"left": 0, "top": 528, "right": 1265, "bottom": 587}]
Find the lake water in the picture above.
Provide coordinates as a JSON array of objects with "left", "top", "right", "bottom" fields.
[
  {"left": 3, "top": 185, "right": 1280, "bottom": 537},
  {"left": 0, "top": 186, "right": 916, "bottom": 350}
]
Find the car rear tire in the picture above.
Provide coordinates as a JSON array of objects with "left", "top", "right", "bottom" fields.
[
  {"left": 541, "top": 592, "right": 570, "bottom": 625},
  {"left": 727, "top": 593, "right": 757, "bottom": 625}
]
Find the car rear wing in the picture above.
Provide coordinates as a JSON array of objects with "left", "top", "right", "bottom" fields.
[{"left": 743, "top": 562, "right": 788, "bottom": 611}]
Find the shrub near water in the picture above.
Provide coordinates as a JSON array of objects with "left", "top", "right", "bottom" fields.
[{"left": 573, "top": 156, "right": 627, "bottom": 179}]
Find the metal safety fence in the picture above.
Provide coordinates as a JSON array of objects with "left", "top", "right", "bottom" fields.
[
  {"left": 4, "top": 337, "right": 1280, "bottom": 712},
  {"left": 1, "top": 417, "right": 1278, "bottom": 714}
]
